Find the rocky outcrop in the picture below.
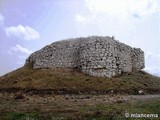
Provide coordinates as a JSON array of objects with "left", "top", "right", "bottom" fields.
[{"left": 25, "top": 36, "right": 145, "bottom": 78}]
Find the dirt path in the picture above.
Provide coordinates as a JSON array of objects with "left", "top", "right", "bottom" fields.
[
  {"left": 125, "top": 94, "right": 160, "bottom": 102},
  {"left": 0, "top": 92, "right": 160, "bottom": 114},
  {"left": 1, "top": 92, "right": 160, "bottom": 104}
]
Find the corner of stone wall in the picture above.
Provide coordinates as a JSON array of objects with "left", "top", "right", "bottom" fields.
[{"left": 131, "top": 48, "right": 145, "bottom": 71}]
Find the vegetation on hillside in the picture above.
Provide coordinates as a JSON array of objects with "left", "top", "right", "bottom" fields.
[
  {"left": 0, "top": 64, "right": 160, "bottom": 119},
  {"left": 0, "top": 64, "right": 160, "bottom": 94},
  {"left": 0, "top": 98, "right": 159, "bottom": 120}
]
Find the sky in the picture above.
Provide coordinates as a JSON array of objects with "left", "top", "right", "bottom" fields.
[{"left": 0, "top": 0, "right": 160, "bottom": 76}]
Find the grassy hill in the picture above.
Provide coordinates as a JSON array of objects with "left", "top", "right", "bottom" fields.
[
  {"left": 0, "top": 64, "right": 160, "bottom": 119},
  {"left": 0, "top": 64, "right": 160, "bottom": 94}
]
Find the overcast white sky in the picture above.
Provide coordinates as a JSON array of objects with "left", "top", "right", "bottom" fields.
[{"left": 0, "top": 0, "right": 160, "bottom": 76}]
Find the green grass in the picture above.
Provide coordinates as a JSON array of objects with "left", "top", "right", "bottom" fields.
[
  {"left": 77, "top": 99, "right": 160, "bottom": 117},
  {"left": 1, "top": 99, "right": 159, "bottom": 120},
  {"left": 1, "top": 112, "right": 38, "bottom": 120}
]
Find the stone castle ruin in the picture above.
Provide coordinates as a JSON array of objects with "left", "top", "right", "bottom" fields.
[{"left": 26, "top": 36, "right": 145, "bottom": 78}]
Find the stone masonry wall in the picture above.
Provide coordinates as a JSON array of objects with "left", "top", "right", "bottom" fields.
[{"left": 26, "top": 36, "right": 145, "bottom": 78}]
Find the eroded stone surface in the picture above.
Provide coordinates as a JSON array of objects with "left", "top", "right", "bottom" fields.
[{"left": 25, "top": 36, "right": 145, "bottom": 78}]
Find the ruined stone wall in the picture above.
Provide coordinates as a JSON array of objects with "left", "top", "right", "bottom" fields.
[
  {"left": 27, "top": 39, "right": 81, "bottom": 69},
  {"left": 26, "top": 36, "right": 145, "bottom": 78}
]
